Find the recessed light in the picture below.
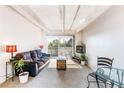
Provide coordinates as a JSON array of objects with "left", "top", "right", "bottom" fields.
[{"left": 79, "top": 18, "right": 86, "bottom": 23}]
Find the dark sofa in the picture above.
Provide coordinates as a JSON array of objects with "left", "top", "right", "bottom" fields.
[{"left": 15, "top": 49, "right": 50, "bottom": 77}]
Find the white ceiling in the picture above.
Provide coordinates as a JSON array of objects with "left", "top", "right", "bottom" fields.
[{"left": 8, "top": 5, "right": 110, "bottom": 35}]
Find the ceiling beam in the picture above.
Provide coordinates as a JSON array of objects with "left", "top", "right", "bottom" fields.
[
  {"left": 76, "top": 6, "right": 111, "bottom": 33},
  {"left": 20, "top": 6, "right": 50, "bottom": 31},
  {"left": 69, "top": 5, "right": 80, "bottom": 31},
  {"left": 7, "top": 5, "right": 49, "bottom": 32},
  {"left": 7, "top": 6, "right": 44, "bottom": 31},
  {"left": 49, "top": 29, "right": 76, "bottom": 32},
  {"left": 59, "top": 5, "right": 65, "bottom": 32}
]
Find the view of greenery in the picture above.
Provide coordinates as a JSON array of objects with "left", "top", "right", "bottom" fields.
[
  {"left": 47, "top": 36, "right": 73, "bottom": 56},
  {"left": 48, "top": 38, "right": 72, "bottom": 48}
]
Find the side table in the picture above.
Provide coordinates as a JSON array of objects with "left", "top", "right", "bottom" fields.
[{"left": 6, "top": 60, "right": 15, "bottom": 81}]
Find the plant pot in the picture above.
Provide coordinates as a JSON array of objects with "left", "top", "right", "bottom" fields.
[
  {"left": 81, "top": 61, "right": 85, "bottom": 65},
  {"left": 19, "top": 72, "right": 29, "bottom": 83}
]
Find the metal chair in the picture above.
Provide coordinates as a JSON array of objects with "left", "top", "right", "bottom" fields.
[{"left": 87, "top": 56, "right": 114, "bottom": 88}]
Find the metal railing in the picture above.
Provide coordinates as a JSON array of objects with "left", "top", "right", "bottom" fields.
[{"left": 48, "top": 47, "right": 73, "bottom": 57}]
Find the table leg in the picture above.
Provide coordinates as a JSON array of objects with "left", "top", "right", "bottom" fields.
[
  {"left": 12, "top": 63, "right": 14, "bottom": 81},
  {"left": 6, "top": 62, "right": 7, "bottom": 81}
]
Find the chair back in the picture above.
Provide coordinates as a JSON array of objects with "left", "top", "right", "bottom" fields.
[{"left": 97, "top": 56, "right": 114, "bottom": 68}]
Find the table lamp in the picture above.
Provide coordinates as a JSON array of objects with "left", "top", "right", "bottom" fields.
[
  {"left": 39, "top": 45, "right": 43, "bottom": 49},
  {"left": 6, "top": 45, "right": 17, "bottom": 58}
]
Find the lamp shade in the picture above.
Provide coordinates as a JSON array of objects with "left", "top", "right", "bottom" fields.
[{"left": 6, "top": 45, "right": 17, "bottom": 52}]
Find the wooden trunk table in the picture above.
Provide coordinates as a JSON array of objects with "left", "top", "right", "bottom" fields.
[{"left": 57, "top": 57, "right": 66, "bottom": 70}]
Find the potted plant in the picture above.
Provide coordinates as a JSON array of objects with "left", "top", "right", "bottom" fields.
[
  {"left": 15, "top": 59, "right": 29, "bottom": 83},
  {"left": 80, "top": 53, "right": 87, "bottom": 65}
]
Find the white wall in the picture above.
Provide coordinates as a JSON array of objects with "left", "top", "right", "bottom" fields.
[
  {"left": 82, "top": 6, "right": 124, "bottom": 70},
  {"left": 75, "top": 31, "right": 82, "bottom": 56},
  {"left": 0, "top": 6, "right": 46, "bottom": 84}
]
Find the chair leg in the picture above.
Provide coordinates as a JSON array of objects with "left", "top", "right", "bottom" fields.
[
  {"left": 87, "top": 75, "right": 90, "bottom": 88},
  {"left": 104, "top": 82, "right": 106, "bottom": 88},
  {"left": 96, "top": 75, "right": 100, "bottom": 88},
  {"left": 111, "top": 83, "right": 114, "bottom": 88}
]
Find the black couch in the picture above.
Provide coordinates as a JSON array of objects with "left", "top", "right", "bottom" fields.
[{"left": 15, "top": 49, "right": 50, "bottom": 77}]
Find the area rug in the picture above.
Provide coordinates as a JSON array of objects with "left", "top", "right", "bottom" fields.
[{"left": 48, "top": 59, "right": 82, "bottom": 69}]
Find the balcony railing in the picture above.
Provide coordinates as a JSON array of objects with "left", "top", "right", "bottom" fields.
[{"left": 48, "top": 47, "right": 73, "bottom": 57}]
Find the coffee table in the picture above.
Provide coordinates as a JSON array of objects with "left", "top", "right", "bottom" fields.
[{"left": 57, "top": 56, "right": 66, "bottom": 70}]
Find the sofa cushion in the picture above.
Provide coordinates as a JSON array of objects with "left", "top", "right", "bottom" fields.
[
  {"left": 35, "top": 49, "right": 43, "bottom": 58},
  {"left": 42, "top": 53, "right": 50, "bottom": 57},
  {"left": 30, "top": 50, "right": 40, "bottom": 61},
  {"left": 23, "top": 52, "right": 33, "bottom": 61}
]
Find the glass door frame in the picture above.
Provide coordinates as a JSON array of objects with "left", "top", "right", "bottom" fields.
[{"left": 47, "top": 35, "right": 74, "bottom": 57}]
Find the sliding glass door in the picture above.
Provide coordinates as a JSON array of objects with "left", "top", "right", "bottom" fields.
[{"left": 47, "top": 36, "right": 74, "bottom": 57}]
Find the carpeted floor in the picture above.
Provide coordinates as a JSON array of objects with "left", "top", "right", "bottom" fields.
[{"left": 0, "top": 58, "right": 99, "bottom": 88}]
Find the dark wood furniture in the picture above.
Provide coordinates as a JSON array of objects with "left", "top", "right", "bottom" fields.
[
  {"left": 72, "top": 55, "right": 81, "bottom": 64},
  {"left": 57, "top": 59, "right": 66, "bottom": 70}
]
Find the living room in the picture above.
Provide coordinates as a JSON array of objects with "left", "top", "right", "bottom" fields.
[
  {"left": 0, "top": 5, "right": 90, "bottom": 87},
  {"left": 1, "top": 2, "right": 124, "bottom": 90}
]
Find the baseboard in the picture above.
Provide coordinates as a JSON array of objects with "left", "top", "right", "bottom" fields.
[{"left": 86, "top": 63, "right": 96, "bottom": 71}]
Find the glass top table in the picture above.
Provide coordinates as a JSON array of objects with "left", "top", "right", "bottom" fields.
[{"left": 96, "top": 67, "right": 124, "bottom": 88}]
